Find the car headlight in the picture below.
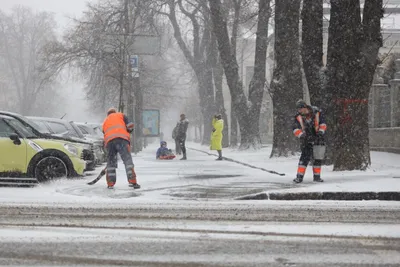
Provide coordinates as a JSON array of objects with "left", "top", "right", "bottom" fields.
[{"left": 64, "top": 144, "right": 79, "bottom": 156}]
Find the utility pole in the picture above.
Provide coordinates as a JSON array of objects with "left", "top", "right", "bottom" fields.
[{"left": 118, "top": 0, "right": 129, "bottom": 113}]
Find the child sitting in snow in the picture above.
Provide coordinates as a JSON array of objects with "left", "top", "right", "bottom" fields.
[{"left": 156, "top": 141, "right": 176, "bottom": 160}]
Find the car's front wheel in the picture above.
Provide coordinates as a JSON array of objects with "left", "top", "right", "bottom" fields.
[{"left": 34, "top": 156, "right": 68, "bottom": 182}]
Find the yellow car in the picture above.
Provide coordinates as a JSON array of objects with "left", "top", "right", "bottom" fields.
[{"left": 0, "top": 114, "right": 86, "bottom": 184}]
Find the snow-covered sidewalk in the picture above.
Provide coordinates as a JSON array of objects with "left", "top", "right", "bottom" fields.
[
  {"left": 0, "top": 141, "right": 399, "bottom": 204},
  {"left": 187, "top": 142, "right": 400, "bottom": 199}
]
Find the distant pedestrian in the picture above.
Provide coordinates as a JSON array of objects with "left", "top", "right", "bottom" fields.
[
  {"left": 292, "top": 100, "right": 327, "bottom": 183},
  {"left": 172, "top": 123, "right": 181, "bottom": 155},
  {"left": 102, "top": 108, "right": 140, "bottom": 189},
  {"left": 176, "top": 114, "right": 189, "bottom": 160},
  {"left": 210, "top": 114, "right": 224, "bottom": 160}
]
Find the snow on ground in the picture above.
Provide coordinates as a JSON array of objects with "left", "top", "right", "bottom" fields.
[
  {"left": 0, "top": 141, "right": 399, "bottom": 206},
  {"left": 2, "top": 221, "right": 400, "bottom": 241},
  {"left": 188, "top": 142, "right": 400, "bottom": 194}
]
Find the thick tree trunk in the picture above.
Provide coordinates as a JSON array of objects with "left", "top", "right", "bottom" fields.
[
  {"left": 209, "top": 0, "right": 254, "bottom": 148},
  {"left": 133, "top": 76, "right": 143, "bottom": 153},
  {"left": 213, "top": 59, "right": 230, "bottom": 147},
  {"left": 197, "top": 66, "right": 216, "bottom": 145},
  {"left": 209, "top": 0, "right": 271, "bottom": 149},
  {"left": 166, "top": 1, "right": 216, "bottom": 146},
  {"left": 209, "top": 32, "right": 229, "bottom": 147},
  {"left": 301, "top": 0, "right": 323, "bottom": 107},
  {"left": 326, "top": 0, "right": 382, "bottom": 170},
  {"left": 230, "top": 103, "right": 238, "bottom": 147},
  {"left": 229, "top": 0, "right": 241, "bottom": 148},
  {"left": 270, "top": 0, "right": 303, "bottom": 157},
  {"left": 244, "top": 0, "right": 271, "bottom": 149}
]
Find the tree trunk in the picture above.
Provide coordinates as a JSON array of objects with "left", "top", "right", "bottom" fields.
[
  {"left": 165, "top": 1, "right": 216, "bottom": 146},
  {"left": 197, "top": 66, "right": 216, "bottom": 145},
  {"left": 245, "top": 0, "right": 271, "bottom": 149},
  {"left": 270, "top": 0, "right": 303, "bottom": 157},
  {"left": 230, "top": 103, "right": 238, "bottom": 147},
  {"left": 211, "top": 34, "right": 230, "bottom": 148},
  {"left": 229, "top": 0, "right": 241, "bottom": 148},
  {"left": 301, "top": 0, "right": 323, "bottom": 107},
  {"left": 209, "top": 0, "right": 272, "bottom": 149},
  {"left": 326, "top": 0, "right": 382, "bottom": 170},
  {"left": 133, "top": 76, "right": 143, "bottom": 153},
  {"left": 209, "top": 0, "right": 254, "bottom": 148}
]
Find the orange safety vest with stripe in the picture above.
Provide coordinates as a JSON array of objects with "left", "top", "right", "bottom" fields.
[
  {"left": 293, "top": 106, "right": 327, "bottom": 138},
  {"left": 102, "top": 112, "right": 134, "bottom": 146}
]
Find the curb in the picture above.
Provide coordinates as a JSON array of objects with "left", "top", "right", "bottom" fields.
[{"left": 235, "top": 191, "right": 400, "bottom": 201}]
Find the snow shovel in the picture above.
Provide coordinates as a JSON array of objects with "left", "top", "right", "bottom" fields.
[{"left": 87, "top": 168, "right": 106, "bottom": 185}]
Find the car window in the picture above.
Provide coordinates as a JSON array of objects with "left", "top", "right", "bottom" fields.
[
  {"left": 30, "top": 120, "right": 51, "bottom": 133},
  {"left": 47, "top": 122, "right": 70, "bottom": 135},
  {"left": 93, "top": 126, "right": 103, "bottom": 136},
  {"left": 78, "top": 125, "right": 89, "bottom": 135},
  {"left": 0, "top": 119, "right": 17, "bottom": 138},
  {"left": 70, "top": 122, "right": 85, "bottom": 139},
  {"left": 4, "top": 118, "right": 38, "bottom": 138}
]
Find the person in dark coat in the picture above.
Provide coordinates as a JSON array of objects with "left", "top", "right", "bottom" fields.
[
  {"left": 176, "top": 114, "right": 189, "bottom": 160},
  {"left": 292, "top": 100, "right": 327, "bottom": 183},
  {"left": 172, "top": 123, "right": 181, "bottom": 155}
]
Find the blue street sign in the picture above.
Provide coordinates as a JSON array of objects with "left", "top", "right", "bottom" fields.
[{"left": 130, "top": 55, "right": 138, "bottom": 68}]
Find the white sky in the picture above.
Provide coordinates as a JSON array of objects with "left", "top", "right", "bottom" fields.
[
  {"left": 0, "top": 0, "right": 102, "bottom": 122},
  {"left": 0, "top": 0, "right": 90, "bottom": 31}
]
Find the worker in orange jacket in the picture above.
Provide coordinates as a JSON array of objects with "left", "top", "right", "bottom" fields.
[{"left": 102, "top": 108, "right": 140, "bottom": 189}]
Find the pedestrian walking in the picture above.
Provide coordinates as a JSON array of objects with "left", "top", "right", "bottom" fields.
[
  {"left": 210, "top": 114, "right": 224, "bottom": 160},
  {"left": 292, "top": 100, "right": 327, "bottom": 183},
  {"left": 172, "top": 123, "right": 181, "bottom": 155},
  {"left": 102, "top": 108, "right": 140, "bottom": 189},
  {"left": 176, "top": 114, "right": 189, "bottom": 160}
]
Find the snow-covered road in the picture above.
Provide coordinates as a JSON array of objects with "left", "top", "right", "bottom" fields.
[
  {"left": 1, "top": 143, "right": 400, "bottom": 266},
  {"left": 1, "top": 203, "right": 400, "bottom": 266}
]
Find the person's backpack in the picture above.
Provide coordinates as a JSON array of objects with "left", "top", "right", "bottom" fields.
[{"left": 172, "top": 125, "right": 178, "bottom": 139}]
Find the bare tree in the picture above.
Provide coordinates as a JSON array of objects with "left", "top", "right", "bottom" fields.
[
  {"left": 270, "top": 0, "right": 303, "bottom": 157},
  {"left": 153, "top": 0, "right": 220, "bottom": 145},
  {"left": 301, "top": 0, "right": 323, "bottom": 107},
  {"left": 326, "top": 0, "right": 383, "bottom": 170},
  {"left": 209, "top": 0, "right": 272, "bottom": 149},
  {"left": 0, "top": 7, "right": 60, "bottom": 115}
]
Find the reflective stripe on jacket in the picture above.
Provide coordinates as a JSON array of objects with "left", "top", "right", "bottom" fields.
[
  {"left": 103, "top": 112, "right": 132, "bottom": 146},
  {"left": 292, "top": 106, "right": 327, "bottom": 138}
]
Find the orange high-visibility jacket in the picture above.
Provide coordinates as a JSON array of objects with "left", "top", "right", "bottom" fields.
[{"left": 102, "top": 112, "right": 134, "bottom": 146}]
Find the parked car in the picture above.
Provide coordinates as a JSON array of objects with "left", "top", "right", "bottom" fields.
[
  {"left": 0, "top": 111, "right": 95, "bottom": 171},
  {"left": 75, "top": 122, "right": 106, "bottom": 162},
  {"left": 0, "top": 114, "right": 86, "bottom": 184},
  {"left": 27, "top": 117, "right": 106, "bottom": 165},
  {"left": 75, "top": 122, "right": 103, "bottom": 139}
]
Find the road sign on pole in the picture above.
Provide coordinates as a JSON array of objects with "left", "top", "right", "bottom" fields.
[{"left": 130, "top": 55, "right": 139, "bottom": 77}]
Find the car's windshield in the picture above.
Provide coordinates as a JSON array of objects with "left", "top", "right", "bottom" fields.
[
  {"left": 92, "top": 126, "right": 103, "bottom": 137},
  {"left": 5, "top": 118, "right": 38, "bottom": 138},
  {"left": 78, "top": 124, "right": 95, "bottom": 135},
  {"left": 70, "top": 122, "right": 85, "bottom": 139},
  {"left": 29, "top": 120, "right": 51, "bottom": 134}
]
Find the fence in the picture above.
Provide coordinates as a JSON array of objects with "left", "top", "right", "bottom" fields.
[{"left": 369, "top": 60, "right": 400, "bottom": 153}]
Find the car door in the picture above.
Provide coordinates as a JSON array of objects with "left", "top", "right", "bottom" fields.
[{"left": 0, "top": 119, "right": 28, "bottom": 174}]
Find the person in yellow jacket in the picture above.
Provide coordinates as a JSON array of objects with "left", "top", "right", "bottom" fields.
[{"left": 210, "top": 114, "right": 224, "bottom": 160}]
